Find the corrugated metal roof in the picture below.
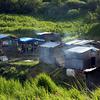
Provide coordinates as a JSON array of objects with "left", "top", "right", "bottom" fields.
[
  {"left": 66, "top": 46, "right": 97, "bottom": 54},
  {"left": 33, "top": 38, "right": 45, "bottom": 42},
  {"left": 36, "top": 32, "right": 52, "bottom": 35},
  {"left": 74, "top": 40, "right": 94, "bottom": 45},
  {"left": 84, "top": 67, "right": 97, "bottom": 72},
  {"left": 40, "top": 42, "right": 60, "bottom": 48},
  {"left": 66, "top": 40, "right": 81, "bottom": 45},
  {"left": 0, "top": 34, "right": 9, "bottom": 39},
  {"left": 66, "top": 39, "right": 94, "bottom": 45}
]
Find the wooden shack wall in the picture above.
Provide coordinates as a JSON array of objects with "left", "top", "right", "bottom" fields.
[{"left": 85, "top": 67, "right": 100, "bottom": 90}]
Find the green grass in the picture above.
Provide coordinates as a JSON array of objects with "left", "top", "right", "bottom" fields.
[
  {"left": 0, "top": 14, "right": 98, "bottom": 40},
  {"left": 0, "top": 14, "right": 85, "bottom": 37},
  {"left": 0, "top": 60, "right": 39, "bottom": 83},
  {"left": 10, "top": 60, "right": 39, "bottom": 66},
  {"left": 0, "top": 61, "right": 99, "bottom": 99},
  {"left": 0, "top": 73, "right": 99, "bottom": 100},
  {"left": 0, "top": 13, "right": 99, "bottom": 40}
]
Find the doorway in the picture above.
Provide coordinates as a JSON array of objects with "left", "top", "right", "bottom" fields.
[{"left": 91, "top": 57, "right": 96, "bottom": 67}]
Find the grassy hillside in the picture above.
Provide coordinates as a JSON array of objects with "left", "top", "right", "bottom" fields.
[
  {"left": 0, "top": 14, "right": 98, "bottom": 40},
  {"left": 0, "top": 13, "right": 100, "bottom": 99},
  {"left": 0, "top": 61, "right": 99, "bottom": 99},
  {"left": 0, "top": 73, "right": 99, "bottom": 100},
  {"left": 0, "top": 14, "right": 89, "bottom": 37}
]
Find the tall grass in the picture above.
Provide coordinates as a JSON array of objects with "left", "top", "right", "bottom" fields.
[
  {"left": 0, "top": 14, "right": 87, "bottom": 37},
  {"left": 0, "top": 13, "right": 98, "bottom": 40},
  {"left": 0, "top": 73, "right": 99, "bottom": 100}
]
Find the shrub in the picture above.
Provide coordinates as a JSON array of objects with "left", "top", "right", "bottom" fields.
[
  {"left": 67, "top": 9, "right": 80, "bottom": 18},
  {"left": 96, "top": 6, "right": 100, "bottom": 20},
  {"left": 87, "top": 23, "right": 100, "bottom": 37},
  {"left": 66, "top": 0, "right": 86, "bottom": 9},
  {"left": 34, "top": 73, "right": 58, "bottom": 93},
  {"left": 0, "top": 73, "right": 99, "bottom": 99}
]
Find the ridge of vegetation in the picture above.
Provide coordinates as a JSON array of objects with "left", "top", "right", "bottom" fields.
[
  {"left": 0, "top": 14, "right": 83, "bottom": 36},
  {"left": 0, "top": 73, "right": 99, "bottom": 100}
]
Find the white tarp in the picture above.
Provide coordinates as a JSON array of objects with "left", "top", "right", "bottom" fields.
[
  {"left": 0, "top": 56, "right": 8, "bottom": 61},
  {"left": 66, "top": 69, "right": 75, "bottom": 77}
]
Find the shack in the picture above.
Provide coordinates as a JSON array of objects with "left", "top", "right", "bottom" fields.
[
  {"left": 90, "top": 41, "right": 100, "bottom": 49},
  {"left": 64, "top": 39, "right": 94, "bottom": 49},
  {"left": 0, "top": 34, "right": 17, "bottom": 47},
  {"left": 84, "top": 67, "right": 100, "bottom": 90},
  {"left": 18, "top": 37, "right": 45, "bottom": 53},
  {"left": 18, "top": 37, "right": 45, "bottom": 44},
  {"left": 64, "top": 46, "right": 100, "bottom": 70},
  {"left": 39, "top": 42, "right": 64, "bottom": 66},
  {"left": 36, "top": 32, "right": 61, "bottom": 42},
  {"left": 0, "top": 34, "right": 17, "bottom": 58},
  {"left": 65, "top": 39, "right": 100, "bottom": 49}
]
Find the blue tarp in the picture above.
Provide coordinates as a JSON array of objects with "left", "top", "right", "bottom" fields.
[
  {"left": 0, "top": 34, "right": 9, "bottom": 39},
  {"left": 19, "top": 37, "right": 33, "bottom": 42},
  {"left": 18, "top": 37, "right": 45, "bottom": 44}
]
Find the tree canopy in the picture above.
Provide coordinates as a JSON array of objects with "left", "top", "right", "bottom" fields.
[{"left": 0, "top": 0, "right": 99, "bottom": 20}]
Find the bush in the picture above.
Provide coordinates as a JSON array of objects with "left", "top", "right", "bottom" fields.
[
  {"left": 85, "top": 12, "right": 97, "bottom": 23},
  {"left": 0, "top": 0, "right": 43, "bottom": 14},
  {"left": 87, "top": 23, "right": 100, "bottom": 37},
  {"left": 0, "top": 73, "right": 99, "bottom": 99},
  {"left": 67, "top": 9, "right": 80, "bottom": 18},
  {"left": 66, "top": 0, "right": 86, "bottom": 9},
  {"left": 96, "top": 6, "right": 100, "bottom": 20},
  {"left": 34, "top": 73, "right": 58, "bottom": 93}
]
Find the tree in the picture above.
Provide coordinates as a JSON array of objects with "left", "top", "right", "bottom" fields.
[
  {"left": 0, "top": 0, "right": 43, "bottom": 14},
  {"left": 51, "top": 0, "right": 62, "bottom": 6}
]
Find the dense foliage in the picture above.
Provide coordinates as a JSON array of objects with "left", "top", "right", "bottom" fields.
[
  {"left": 0, "top": 0, "right": 99, "bottom": 19},
  {"left": 0, "top": 73, "right": 100, "bottom": 100},
  {"left": 0, "top": 61, "right": 38, "bottom": 83},
  {"left": 0, "top": 13, "right": 93, "bottom": 40},
  {"left": 0, "top": 0, "right": 100, "bottom": 38}
]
